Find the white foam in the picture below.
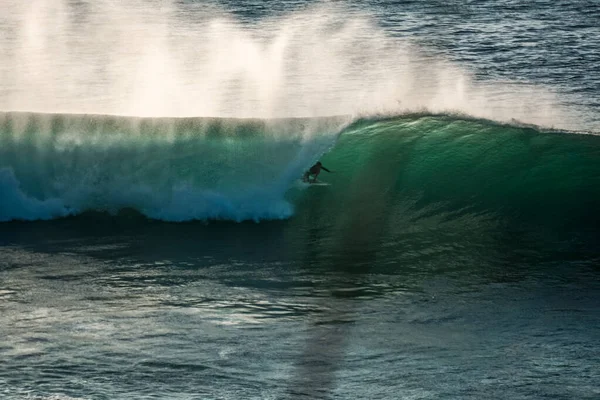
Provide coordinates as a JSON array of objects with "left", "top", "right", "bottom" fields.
[
  {"left": 0, "top": 165, "right": 297, "bottom": 222},
  {"left": 0, "top": 168, "right": 72, "bottom": 221}
]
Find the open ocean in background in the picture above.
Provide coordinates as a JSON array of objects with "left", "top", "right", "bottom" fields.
[{"left": 1, "top": 1, "right": 599, "bottom": 399}]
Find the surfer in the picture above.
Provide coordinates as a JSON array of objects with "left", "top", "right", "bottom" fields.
[{"left": 302, "top": 161, "right": 332, "bottom": 183}]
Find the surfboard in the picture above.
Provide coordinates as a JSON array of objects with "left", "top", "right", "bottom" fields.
[{"left": 298, "top": 179, "right": 330, "bottom": 187}]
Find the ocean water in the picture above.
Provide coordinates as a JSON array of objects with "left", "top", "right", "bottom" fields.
[{"left": 1, "top": 1, "right": 599, "bottom": 399}]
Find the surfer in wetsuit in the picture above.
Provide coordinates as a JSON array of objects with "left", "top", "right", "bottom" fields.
[{"left": 302, "top": 161, "right": 331, "bottom": 183}]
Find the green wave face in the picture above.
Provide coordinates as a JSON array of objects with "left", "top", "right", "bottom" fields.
[
  {"left": 282, "top": 115, "right": 600, "bottom": 274},
  {"left": 293, "top": 115, "right": 600, "bottom": 235}
]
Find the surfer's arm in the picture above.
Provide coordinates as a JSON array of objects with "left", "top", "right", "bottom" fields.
[{"left": 321, "top": 166, "right": 331, "bottom": 173}]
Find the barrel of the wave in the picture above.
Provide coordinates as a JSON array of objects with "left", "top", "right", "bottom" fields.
[{"left": 294, "top": 114, "right": 600, "bottom": 234}]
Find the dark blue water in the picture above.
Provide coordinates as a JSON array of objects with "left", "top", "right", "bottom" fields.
[{"left": 1, "top": 1, "right": 599, "bottom": 399}]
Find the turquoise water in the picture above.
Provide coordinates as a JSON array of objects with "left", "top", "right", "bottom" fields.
[{"left": 1, "top": 1, "right": 599, "bottom": 399}]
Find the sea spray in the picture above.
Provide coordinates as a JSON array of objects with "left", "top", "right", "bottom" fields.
[{"left": 0, "top": 0, "right": 582, "bottom": 128}]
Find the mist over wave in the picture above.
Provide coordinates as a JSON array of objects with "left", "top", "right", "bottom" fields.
[{"left": 0, "top": 0, "right": 584, "bottom": 129}]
